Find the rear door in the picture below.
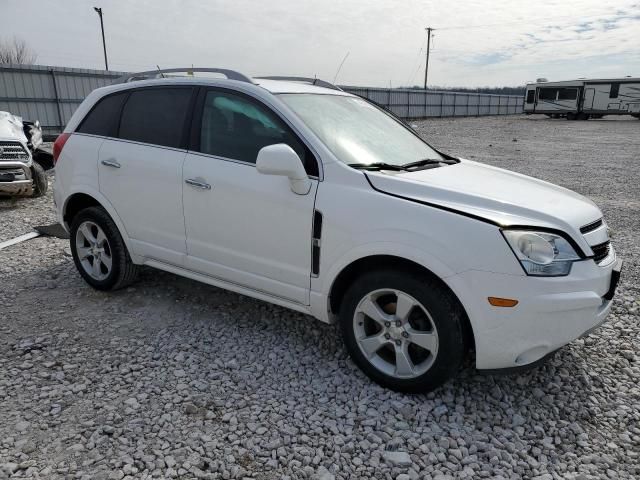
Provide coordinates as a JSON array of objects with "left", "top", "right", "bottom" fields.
[
  {"left": 583, "top": 88, "right": 595, "bottom": 111},
  {"left": 182, "top": 88, "right": 319, "bottom": 304},
  {"left": 98, "top": 86, "right": 194, "bottom": 265}
]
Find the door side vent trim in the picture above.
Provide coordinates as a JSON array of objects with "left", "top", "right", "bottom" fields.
[{"left": 311, "top": 210, "right": 323, "bottom": 276}]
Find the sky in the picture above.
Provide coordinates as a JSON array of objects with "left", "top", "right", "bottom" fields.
[{"left": 1, "top": 0, "right": 639, "bottom": 88}]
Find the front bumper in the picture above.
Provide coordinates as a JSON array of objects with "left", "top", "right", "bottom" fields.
[
  {"left": 0, "top": 160, "right": 33, "bottom": 196},
  {"left": 447, "top": 255, "right": 621, "bottom": 370}
]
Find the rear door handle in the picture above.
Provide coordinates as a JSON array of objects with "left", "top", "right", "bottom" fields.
[
  {"left": 185, "top": 178, "right": 211, "bottom": 190},
  {"left": 101, "top": 159, "right": 121, "bottom": 168}
]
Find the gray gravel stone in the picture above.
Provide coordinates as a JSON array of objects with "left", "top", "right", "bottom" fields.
[
  {"left": 1, "top": 120, "right": 639, "bottom": 479},
  {"left": 383, "top": 451, "right": 412, "bottom": 467}
]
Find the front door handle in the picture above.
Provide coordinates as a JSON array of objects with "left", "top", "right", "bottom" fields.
[
  {"left": 101, "top": 159, "right": 121, "bottom": 168},
  {"left": 185, "top": 178, "right": 211, "bottom": 190}
]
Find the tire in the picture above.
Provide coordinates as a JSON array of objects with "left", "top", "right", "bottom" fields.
[
  {"left": 566, "top": 112, "right": 576, "bottom": 120},
  {"left": 339, "top": 269, "right": 466, "bottom": 393},
  {"left": 69, "top": 206, "right": 140, "bottom": 290},
  {"left": 30, "top": 162, "right": 48, "bottom": 198}
]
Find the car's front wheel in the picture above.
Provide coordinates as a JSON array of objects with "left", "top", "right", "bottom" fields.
[
  {"left": 30, "top": 162, "right": 48, "bottom": 198},
  {"left": 70, "top": 206, "right": 140, "bottom": 290},
  {"left": 339, "top": 269, "right": 466, "bottom": 393}
]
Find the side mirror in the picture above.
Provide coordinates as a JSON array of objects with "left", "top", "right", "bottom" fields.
[{"left": 256, "top": 144, "right": 311, "bottom": 195}]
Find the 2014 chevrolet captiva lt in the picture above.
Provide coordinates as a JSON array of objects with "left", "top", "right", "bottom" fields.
[{"left": 53, "top": 68, "right": 622, "bottom": 392}]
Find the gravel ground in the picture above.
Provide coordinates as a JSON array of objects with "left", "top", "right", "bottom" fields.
[{"left": 0, "top": 115, "right": 638, "bottom": 480}]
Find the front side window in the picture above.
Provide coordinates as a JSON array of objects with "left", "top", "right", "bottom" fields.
[
  {"left": 198, "top": 90, "right": 317, "bottom": 175},
  {"left": 77, "top": 92, "right": 127, "bottom": 137},
  {"left": 279, "top": 94, "right": 443, "bottom": 167},
  {"left": 118, "top": 88, "right": 193, "bottom": 148}
]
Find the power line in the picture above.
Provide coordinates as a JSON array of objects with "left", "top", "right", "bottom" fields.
[{"left": 404, "top": 34, "right": 428, "bottom": 85}]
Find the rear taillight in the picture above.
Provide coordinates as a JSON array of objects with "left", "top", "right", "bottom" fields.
[{"left": 53, "top": 133, "right": 71, "bottom": 166}]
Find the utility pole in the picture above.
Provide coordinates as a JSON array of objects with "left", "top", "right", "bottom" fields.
[
  {"left": 94, "top": 7, "right": 109, "bottom": 71},
  {"left": 423, "top": 27, "right": 434, "bottom": 90}
]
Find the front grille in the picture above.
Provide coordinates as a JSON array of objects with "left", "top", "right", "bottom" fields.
[
  {"left": 591, "top": 241, "right": 611, "bottom": 264},
  {"left": 0, "top": 141, "right": 29, "bottom": 161},
  {"left": 580, "top": 218, "right": 603, "bottom": 234}
]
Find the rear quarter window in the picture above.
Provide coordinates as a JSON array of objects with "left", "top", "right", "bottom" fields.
[
  {"left": 76, "top": 92, "right": 127, "bottom": 137},
  {"left": 118, "top": 88, "right": 193, "bottom": 149}
]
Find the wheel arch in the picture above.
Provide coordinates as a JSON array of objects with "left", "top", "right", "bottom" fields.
[
  {"left": 62, "top": 189, "right": 141, "bottom": 264},
  {"left": 63, "top": 192, "right": 101, "bottom": 226},
  {"left": 326, "top": 254, "right": 476, "bottom": 355}
]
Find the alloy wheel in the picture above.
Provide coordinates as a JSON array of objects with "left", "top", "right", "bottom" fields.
[
  {"left": 353, "top": 289, "right": 439, "bottom": 379},
  {"left": 75, "top": 221, "right": 113, "bottom": 281}
]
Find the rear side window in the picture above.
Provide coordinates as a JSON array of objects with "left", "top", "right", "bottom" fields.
[
  {"left": 538, "top": 88, "right": 557, "bottom": 101},
  {"left": 558, "top": 88, "right": 577, "bottom": 100},
  {"left": 118, "top": 88, "right": 193, "bottom": 148},
  {"left": 77, "top": 93, "right": 126, "bottom": 136},
  {"left": 197, "top": 90, "right": 318, "bottom": 176}
]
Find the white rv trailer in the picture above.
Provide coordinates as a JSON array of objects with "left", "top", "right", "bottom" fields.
[{"left": 524, "top": 77, "right": 640, "bottom": 120}]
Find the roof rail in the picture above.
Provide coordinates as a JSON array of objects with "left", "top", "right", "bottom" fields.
[
  {"left": 254, "top": 76, "right": 343, "bottom": 91},
  {"left": 114, "top": 68, "right": 253, "bottom": 84}
]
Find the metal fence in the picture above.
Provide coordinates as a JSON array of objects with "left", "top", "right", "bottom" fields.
[
  {"left": 342, "top": 86, "right": 524, "bottom": 118},
  {"left": 0, "top": 64, "right": 124, "bottom": 134},
  {"left": 0, "top": 64, "right": 524, "bottom": 134}
]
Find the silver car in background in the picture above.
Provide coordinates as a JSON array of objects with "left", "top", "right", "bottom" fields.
[{"left": 0, "top": 110, "right": 48, "bottom": 197}]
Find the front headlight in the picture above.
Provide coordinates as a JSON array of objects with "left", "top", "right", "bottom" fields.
[{"left": 502, "top": 229, "right": 580, "bottom": 276}]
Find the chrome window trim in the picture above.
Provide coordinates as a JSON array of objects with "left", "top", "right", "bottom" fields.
[
  {"left": 73, "top": 132, "right": 189, "bottom": 154},
  {"left": 185, "top": 150, "right": 320, "bottom": 181}
]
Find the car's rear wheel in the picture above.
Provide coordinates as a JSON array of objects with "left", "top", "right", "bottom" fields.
[
  {"left": 339, "top": 269, "right": 466, "bottom": 393},
  {"left": 70, "top": 207, "right": 139, "bottom": 290}
]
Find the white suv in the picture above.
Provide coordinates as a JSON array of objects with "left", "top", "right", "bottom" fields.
[{"left": 53, "top": 68, "right": 621, "bottom": 392}]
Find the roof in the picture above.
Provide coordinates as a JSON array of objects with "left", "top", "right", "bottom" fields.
[
  {"left": 527, "top": 77, "right": 640, "bottom": 87},
  {"left": 253, "top": 78, "right": 351, "bottom": 95},
  {"left": 91, "top": 76, "right": 353, "bottom": 98}
]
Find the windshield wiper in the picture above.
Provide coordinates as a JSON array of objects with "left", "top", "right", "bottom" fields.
[
  {"left": 348, "top": 162, "right": 408, "bottom": 171},
  {"left": 401, "top": 158, "right": 452, "bottom": 169}
]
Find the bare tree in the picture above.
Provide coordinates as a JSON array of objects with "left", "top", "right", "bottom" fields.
[{"left": 0, "top": 37, "right": 37, "bottom": 65}]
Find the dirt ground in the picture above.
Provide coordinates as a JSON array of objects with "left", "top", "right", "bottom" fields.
[{"left": 0, "top": 115, "right": 638, "bottom": 479}]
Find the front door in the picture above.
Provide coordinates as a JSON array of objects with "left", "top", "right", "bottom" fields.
[
  {"left": 182, "top": 88, "right": 319, "bottom": 305},
  {"left": 98, "top": 87, "right": 194, "bottom": 265}
]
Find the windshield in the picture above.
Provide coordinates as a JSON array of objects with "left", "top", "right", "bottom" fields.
[{"left": 278, "top": 94, "right": 443, "bottom": 167}]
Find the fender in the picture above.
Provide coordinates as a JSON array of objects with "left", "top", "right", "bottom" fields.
[
  {"left": 310, "top": 239, "right": 459, "bottom": 323},
  {"left": 61, "top": 185, "right": 144, "bottom": 264}
]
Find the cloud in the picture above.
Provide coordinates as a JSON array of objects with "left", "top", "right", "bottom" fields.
[{"left": 0, "top": 0, "right": 638, "bottom": 87}]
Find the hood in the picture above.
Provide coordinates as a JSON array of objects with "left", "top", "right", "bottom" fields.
[
  {"left": 366, "top": 159, "right": 602, "bottom": 247},
  {"left": 0, "top": 111, "right": 28, "bottom": 145}
]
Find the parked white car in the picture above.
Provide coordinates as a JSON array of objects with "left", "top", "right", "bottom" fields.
[{"left": 53, "top": 69, "right": 621, "bottom": 392}]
